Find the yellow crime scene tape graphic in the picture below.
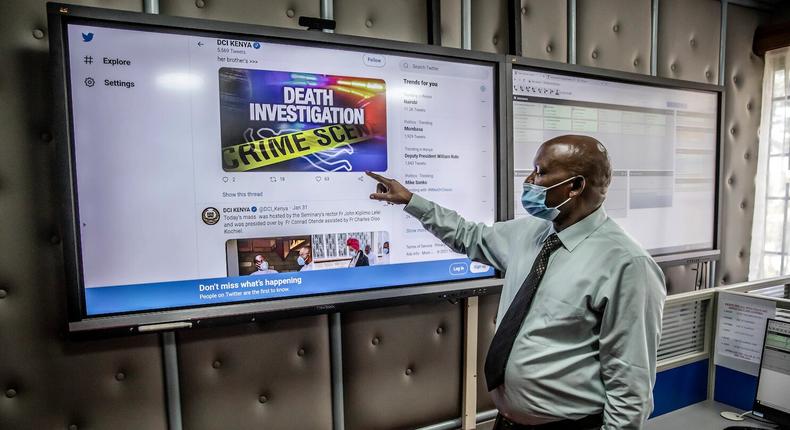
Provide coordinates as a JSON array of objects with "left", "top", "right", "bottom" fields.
[{"left": 222, "top": 124, "right": 373, "bottom": 172}]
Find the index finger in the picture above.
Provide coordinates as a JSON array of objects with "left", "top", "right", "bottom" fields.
[{"left": 365, "top": 171, "right": 391, "bottom": 184}]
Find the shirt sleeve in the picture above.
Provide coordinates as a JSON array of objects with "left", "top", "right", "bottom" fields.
[
  {"left": 403, "top": 194, "right": 517, "bottom": 272},
  {"left": 599, "top": 256, "right": 666, "bottom": 430}
]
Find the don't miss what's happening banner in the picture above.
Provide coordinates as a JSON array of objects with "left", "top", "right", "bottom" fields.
[{"left": 219, "top": 68, "right": 387, "bottom": 172}]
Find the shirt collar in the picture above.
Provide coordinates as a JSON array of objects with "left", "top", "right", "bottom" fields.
[{"left": 551, "top": 205, "right": 609, "bottom": 252}]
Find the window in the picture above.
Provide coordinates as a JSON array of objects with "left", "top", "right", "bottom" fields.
[{"left": 751, "top": 47, "right": 790, "bottom": 279}]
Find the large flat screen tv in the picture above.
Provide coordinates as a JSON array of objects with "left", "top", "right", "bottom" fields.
[
  {"left": 49, "top": 3, "right": 505, "bottom": 333},
  {"left": 509, "top": 60, "right": 722, "bottom": 256}
]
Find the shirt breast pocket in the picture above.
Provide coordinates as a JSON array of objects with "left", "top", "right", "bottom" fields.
[
  {"left": 527, "top": 295, "right": 589, "bottom": 346},
  {"left": 536, "top": 294, "right": 586, "bottom": 321}
]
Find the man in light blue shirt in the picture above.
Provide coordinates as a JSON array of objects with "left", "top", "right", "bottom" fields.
[{"left": 367, "top": 135, "right": 666, "bottom": 429}]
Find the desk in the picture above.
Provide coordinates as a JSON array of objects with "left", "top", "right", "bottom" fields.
[{"left": 646, "top": 400, "right": 774, "bottom": 430}]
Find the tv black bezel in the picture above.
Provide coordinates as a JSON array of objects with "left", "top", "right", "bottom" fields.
[{"left": 48, "top": 3, "right": 508, "bottom": 335}]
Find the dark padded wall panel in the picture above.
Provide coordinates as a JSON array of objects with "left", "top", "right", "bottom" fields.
[
  {"left": 441, "top": 0, "right": 462, "bottom": 48},
  {"left": 160, "top": 0, "right": 318, "bottom": 29},
  {"left": 576, "top": 0, "right": 651, "bottom": 74},
  {"left": 719, "top": 5, "right": 767, "bottom": 284},
  {"left": 1, "top": 335, "right": 167, "bottom": 430},
  {"left": 520, "top": 0, "right": 567, "bottom": 62},
  {"left": 178, "top": 316, "right": 332, "bottom": 430},
  {"left": 472, "top": 0, "right": 508, "bottom": 54},
  {"left": 476, "top": 293, "right": 500, "bottom": 412},
  {"left": 342, "top": 301, "right": 462, "bottom": 430},
  {"left": 479, "top": 420, "right": 497, "bottom": 430},
  {"left": 0, "top": 1, "right": 168, "bottom": 429},
  {"left": 334, "top": 0, "right": 428, "bottom": 44},
  {"left": 657, "top": 0, "right": 720, "bottom": 83}
]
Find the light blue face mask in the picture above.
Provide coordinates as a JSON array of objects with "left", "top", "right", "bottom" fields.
[
  {"left": 297, "top": 256, "right": 306, "bottom": 266},
  {"left": 257, "top": 260, "right": 269, "bottom": 271},
  {"left": 521, "top": 175, "right": 581, "bottom": 221}
]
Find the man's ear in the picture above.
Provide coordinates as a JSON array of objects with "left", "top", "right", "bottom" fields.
[{"left": 569, "top": 176, "right": 585, "bottom": 197}]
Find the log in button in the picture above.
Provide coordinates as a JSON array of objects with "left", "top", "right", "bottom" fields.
[{"left": 449, "top": 262, "right": 468, "bottom": 275}]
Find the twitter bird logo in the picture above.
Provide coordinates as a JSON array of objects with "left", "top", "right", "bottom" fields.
[{"left": 82, "top": 32, "right": 94, "bottom": 42}]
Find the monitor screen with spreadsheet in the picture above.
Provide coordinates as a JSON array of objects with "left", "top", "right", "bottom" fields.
[
  {"left": 754, "top": 318, "right": 790, "bottom": 427},
  {"left": 511, "top": 67, "right": 720, "bottom": 255}
]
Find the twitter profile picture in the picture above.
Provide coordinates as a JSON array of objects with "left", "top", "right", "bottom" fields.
[{"left": 202, "top": 207, "right": 220, "bottom": 225}]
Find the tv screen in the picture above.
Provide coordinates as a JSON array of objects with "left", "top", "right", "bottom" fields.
[
  {"left": 511, "top": 67, "right": 720, "bottom": 255},
  {"left": 53, "top": 6, "right": 500, "bottom": 329}
]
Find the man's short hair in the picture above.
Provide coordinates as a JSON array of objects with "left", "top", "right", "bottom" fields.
[{"left": 545, "top": 135, "right": 612, "bottom": 194}]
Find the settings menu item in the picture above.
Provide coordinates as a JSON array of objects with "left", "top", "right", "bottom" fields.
[{"left": 75, "top": 32, "right": 136, "bottom": 90}]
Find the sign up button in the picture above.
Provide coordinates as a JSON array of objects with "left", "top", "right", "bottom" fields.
[{"left": 470, "top": 262, "right": 490, "bottom": 273}]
